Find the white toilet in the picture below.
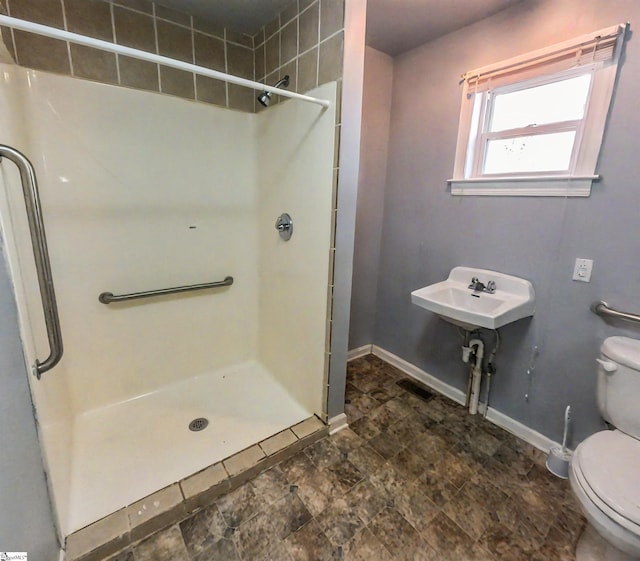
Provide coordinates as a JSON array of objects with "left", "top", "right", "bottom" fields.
[{"left": 570, "top": 336, "right": 640, "bottom": 561}]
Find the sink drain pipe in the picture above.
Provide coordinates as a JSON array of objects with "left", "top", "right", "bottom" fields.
[
  {"left": 482, "top": 329, "right": 500, "bottom": 418},
  {"left": 462, "top": 330, "right": 500, "bottom": 415},
  {"left": 467, "top": 337, "right": 484, "bottom": 414}
]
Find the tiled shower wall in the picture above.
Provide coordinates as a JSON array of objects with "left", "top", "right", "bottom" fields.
[
  {"left": 0, "top": 0, "right": 344, "bottom": 114},
  {"left": 0, "top": 0, "right": 255, "bottom": 111},
  {"left": 254, "top": 0, "right": 344, "bottom": 108}
]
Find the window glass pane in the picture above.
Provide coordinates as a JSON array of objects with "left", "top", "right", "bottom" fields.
[
  {"left": 489, "top": 74, "right": 591, "bottom": 132},
  {"left": 483, "top": 131, "right": 576, "bottom": 174}
]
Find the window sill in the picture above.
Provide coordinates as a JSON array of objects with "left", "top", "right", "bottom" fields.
[{"left": 448, "top": 175, "right": 599, "bottom": 197}]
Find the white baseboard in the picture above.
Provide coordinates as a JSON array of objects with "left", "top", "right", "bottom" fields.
[
  {"left": 367, "top": 345, "right": 556, "bottom": 454},
  {"left": 482, "top": 405, "right": 555, "bottom": 453},
  {"left": 347, "top": 344, "right": 373, "bottom": 360},
  {"left": 328, "top": 413, "right": 348, "bottom": 435}
]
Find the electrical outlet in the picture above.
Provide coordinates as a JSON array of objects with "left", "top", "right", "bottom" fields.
[{"left": 572, "top": 258, "right": 593, "bottom": 282}]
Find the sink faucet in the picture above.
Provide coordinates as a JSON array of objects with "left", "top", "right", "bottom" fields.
[
  {"left": 469, "top": 277, "right": 496, "bottom": 294},
  {"left": 469, "top": 277, "right": 485, "bottom": 292}
]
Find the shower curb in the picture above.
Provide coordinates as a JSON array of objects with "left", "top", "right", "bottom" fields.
[{"left": 65, "top": 415, "right": 328, "bottom": 561}]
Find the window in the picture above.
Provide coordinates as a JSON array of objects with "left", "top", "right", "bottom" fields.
[{"left": 450, "top": 24, "right": 626, "bottom": 196}]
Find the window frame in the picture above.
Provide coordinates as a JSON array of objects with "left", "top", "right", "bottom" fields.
[
  {"left": 472, "top": 68, "right": 593, "bottom": 178},
  {"left": 449, "top": 24, "right": 626, "bottom": 197}
]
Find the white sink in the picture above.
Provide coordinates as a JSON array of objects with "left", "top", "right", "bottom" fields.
[{"left": 411, "top": 267, "right": 535, "bottom": 330}]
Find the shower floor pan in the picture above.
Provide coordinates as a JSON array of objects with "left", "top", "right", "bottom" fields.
[{"left": 65, "top": 360, "right": 312, "bottom": 534}]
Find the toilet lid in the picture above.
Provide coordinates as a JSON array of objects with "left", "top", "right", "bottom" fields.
[
  {"left": 576, "top": 430, "right": 640, "bottom": 527},
  {"left": 601, "top": 336, "right": 640, "bottom": 370}
]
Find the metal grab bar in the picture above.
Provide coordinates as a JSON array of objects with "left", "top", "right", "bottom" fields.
[
  {"left": 591, "top": 300, "right": 640, "bottom": 324},
  {"left": 99, "top": 276, "right": 234, "bottom": 304},
  {"left": 0, "top": 145, "right": 63, "bottom": 379}
]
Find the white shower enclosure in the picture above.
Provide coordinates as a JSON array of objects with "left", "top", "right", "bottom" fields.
[{"left": 0, "top": 65, "right": 337, "bottom": 537}]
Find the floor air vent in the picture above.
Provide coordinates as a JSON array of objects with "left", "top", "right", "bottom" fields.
[
  {"left": 396, "top": 379, "right": 435, "bottom": 402},
  {"left": 188, "top": 417, "right": 209, "bottom": 432}
]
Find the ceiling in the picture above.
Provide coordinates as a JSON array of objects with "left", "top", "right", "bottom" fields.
[
  {"left": 155, "top": 0, "right": 520, "bottom": 55},
  {"left": 366, "top": 0, "right": 520, "bottom": 56}
]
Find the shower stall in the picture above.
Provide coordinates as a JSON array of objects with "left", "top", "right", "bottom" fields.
[{"left": 0, "top": 57, "right": 337, "bottom": 539}]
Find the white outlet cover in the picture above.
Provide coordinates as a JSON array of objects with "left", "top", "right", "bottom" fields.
[{"left": 573, "top": 258, "right": 594, "bottom": 282}]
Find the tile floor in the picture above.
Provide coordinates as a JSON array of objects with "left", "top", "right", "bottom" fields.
[{"left": 101, "top": 354, "right": 586, "bottom": 561}]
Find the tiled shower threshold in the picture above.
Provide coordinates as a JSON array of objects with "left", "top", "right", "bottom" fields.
[{"left": 65, "top": 416, "right": 328, "bottom": 561}]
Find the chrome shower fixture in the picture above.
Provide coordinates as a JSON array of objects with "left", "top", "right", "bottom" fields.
[{"left": 257, "top": 75, "right": 290, "bottom": 107}]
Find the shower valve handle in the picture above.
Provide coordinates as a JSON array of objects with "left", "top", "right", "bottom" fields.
[{"left": 275, "top": 213, "right": 293, "bottom": 241}]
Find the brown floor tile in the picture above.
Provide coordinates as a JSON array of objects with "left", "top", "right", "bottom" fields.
[
  {"left": 285, "top": 519, "right": 335, "bottom": 561},
  {"left": 251, "top": 465, "right": 292, "bottom": 506},
  {"left": 329, "top": 428, "right": 365, "bottom": 455},
  {"left": 409, "top": 431, "right": 450, "bottom": 462},
  {"left": 133, "top": 525, "right": 189, "bottom": 561},
  {"left": 193, "top": 538, "right": 239, "bottom": 561},
  {"left": 417, "top": 462, "right": 461, "bottom": 507},
  {"left": 366, "top": 402, "right": 398, "bottom": 432},
  {"left": 216, "top": 482, "right": 264, "bottom": 527},
  {"left": 421, "top": 512, "right": 479, "bottom": 559},
  {"left": 295, "top": 467, "right": 342, "bottom": 517},
  {"left": 434, "top": 448, "right": 477, "bottom": 489},
  {"left": 179, "top": 505, "right": 229, "bottom": 557},
  {"left": 388, "top": 447, "right": 428, "bottom": 480},
  {"left": 234, "top": 493, "right": 311, "bottom": 560},
  {"left": 368, "top": 507, "right": 438, "bottom": 561},
  {"left": 368, "top": 430, "right": 404, "bottom": 460},
  {"left": 304, "top": 438, "right": 343, "bottom": 469},
  {"left": 343, "top": 479, "right": 389, "bottom": 524},
  {"left": 368, "top": 386, "right": 395, "bottom": 404},
  {"left": 382, "top": 395, "right": 414, "bottom": 418},
  {"left": 473, "top": 455, "right": 529, "bottom": 497},
  {"left": 479, "top": 521, "right": 541, "bottom": 561},
  {"left": 442, "top": 480, "right": 503, "bottom": 541},
  {"left": 492, "top": 442, "right": 535, "bottom": 475},
  {"left": 327, "top": 459, "right": 364, "bottom": 493},
  {"left": 345, "top": 392, "right": 381, "bottom": 418},
  {"left": 393, "top": 480, "right": 440, "bottom": 535},
  {"left": 349, "top": 415, "right": 382, "bottom": 441},
  {"left": 341, "top": 527, "right": 395, "bottom": 561},
  {"left": 344, "top": 443, "right": 386, "bottom": 476},
  {"left": 315, "top": 495, "right": 365, "bottom": 546},
  {"left": 279, "top": 450, "right": 317, "bottom": 485},
  {"left": 368, "top": 462, "right": 407, "bottom": 500},
  {"left": 429, "top": 422, "right": 464, "bottom": 448}
]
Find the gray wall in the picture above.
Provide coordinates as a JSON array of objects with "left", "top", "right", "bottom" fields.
[
  {"left": 349, "top": 46, "right": 393, "bottom": 351},
  {"left": 0, "top": 239, "right": 59, "bottom": 559},
  {"left": 355, "top": 0, "right": 640, "bottom": 445}
]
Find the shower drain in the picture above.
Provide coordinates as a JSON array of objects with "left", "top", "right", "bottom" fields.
[{"left": 188, "top": 417, "right": 209, "bottom": 432}]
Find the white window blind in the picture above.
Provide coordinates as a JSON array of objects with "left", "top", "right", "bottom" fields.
[
  {"left": 450, "top": 23, "right": 627, "bottom": 197},
  {"left": 462, "top": 26, "right": 622, "bottom": 92}
]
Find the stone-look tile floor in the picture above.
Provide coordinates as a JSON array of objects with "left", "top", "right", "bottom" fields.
[{"left": 104, "top": 355, "right": 586, "bottom": 561}]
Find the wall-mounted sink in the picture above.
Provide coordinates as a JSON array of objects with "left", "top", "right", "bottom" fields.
[{"left": 411, "top": 267, "right": 535, "bottom": 330}]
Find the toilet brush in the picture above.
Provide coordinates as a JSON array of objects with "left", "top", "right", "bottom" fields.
[{"left": 546, "top": 405, "right": 573, "bottom": 479}]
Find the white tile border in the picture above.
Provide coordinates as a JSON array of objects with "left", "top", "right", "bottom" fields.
[{"left": 348, "top": 344, "right": 557, "bottom": 455}]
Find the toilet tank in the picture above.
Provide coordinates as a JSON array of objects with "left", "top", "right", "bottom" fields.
[{"left": 597, "top": 336, "right": 640, "bottom": 439}]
